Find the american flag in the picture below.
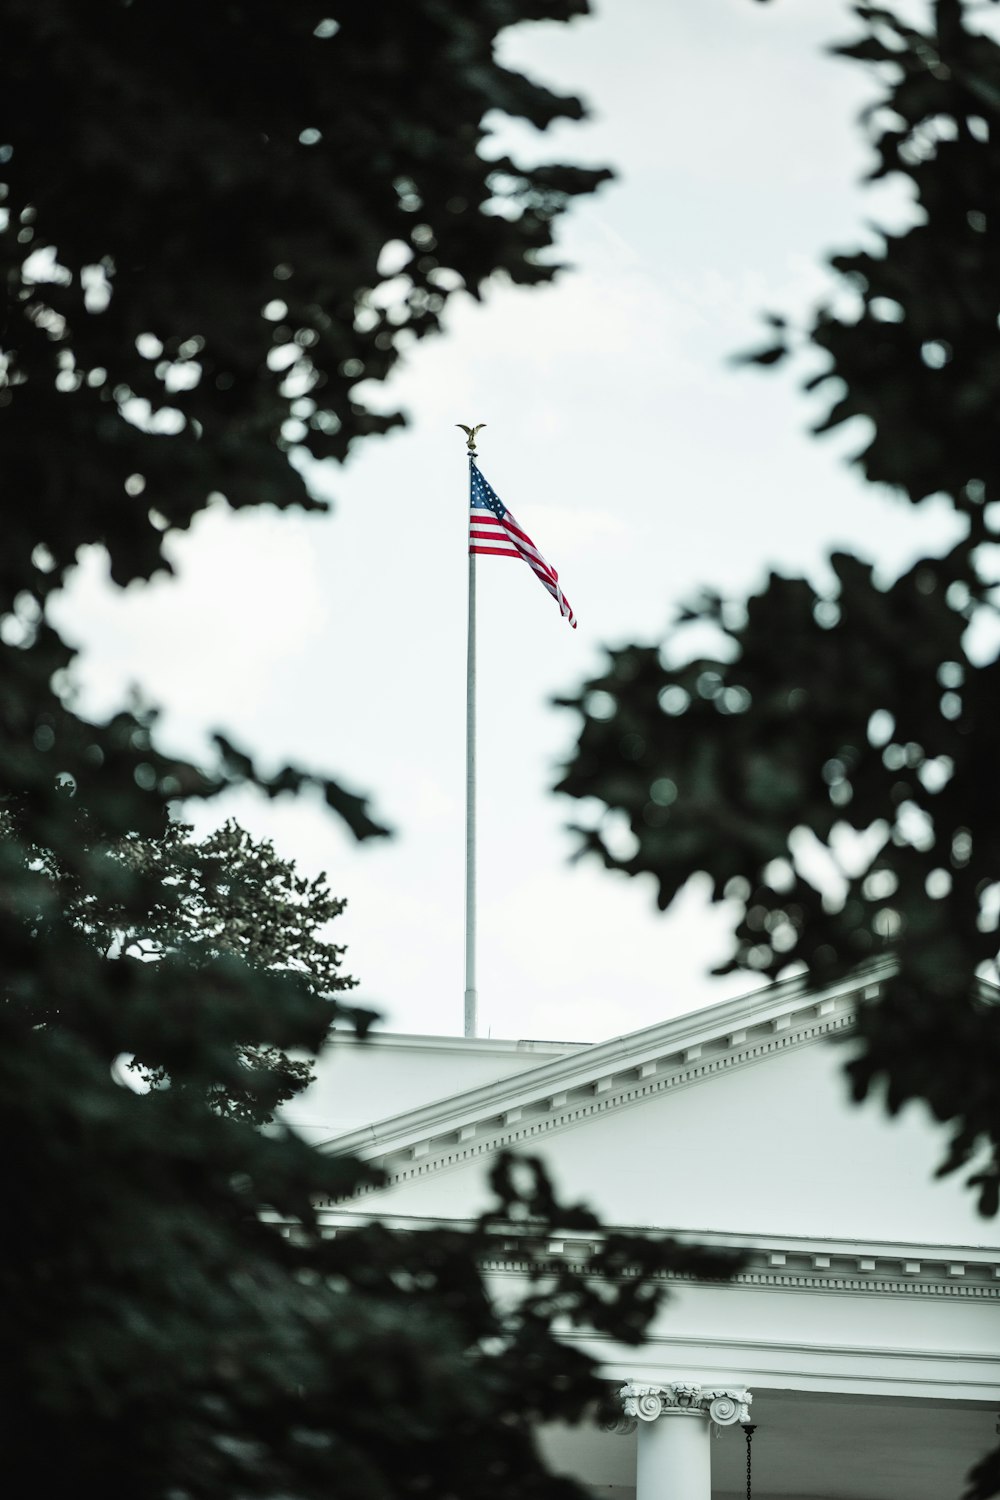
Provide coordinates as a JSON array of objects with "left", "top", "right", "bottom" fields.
[{"left": 468, "top": 462, "right": 577, "bottom": 629}]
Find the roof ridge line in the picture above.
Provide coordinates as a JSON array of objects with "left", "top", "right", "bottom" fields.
[
  {"left": 320, "top": 966, "right": 891, "bottom": 1160},
  {"left": 329, "top": 1009, "right": 868, "bottom": 1194}
]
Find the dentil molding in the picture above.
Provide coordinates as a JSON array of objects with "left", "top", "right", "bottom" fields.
[{"left": 353, "top": 1005, "right": 858, "bottom": 1194}]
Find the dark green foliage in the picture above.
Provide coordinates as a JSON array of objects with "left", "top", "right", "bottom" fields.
[
  {"left": 556, "top": 7, "right": 1000, "bottom": 1490},
  {"left": 1, "top": 1055, "right": 740, "bottom": 1500},
  {"left": 557, "top": 548, "right": 1000, "bottom": 1209},
  {"left": 0, "top": 3, "right": 737, "bottom": 1496},
  {"left": 2, "top": 0, "right": 610, "bottom": 598},
  {"left": 82, "top": 819, "right": 356, "bottom": 988},
  {"left": 970, "top": 1449, "right": 1000, "bottom": 1500},
  {"left": 1, "top": 0, "right": 611, "bottom": 844},
  {"left": 39, "top": 816, "right": 363, "bottom": 1118}
]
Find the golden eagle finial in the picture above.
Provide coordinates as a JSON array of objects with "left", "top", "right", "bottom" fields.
[{"left": 456, "top": 422, "right": 486, "bottom": 455}]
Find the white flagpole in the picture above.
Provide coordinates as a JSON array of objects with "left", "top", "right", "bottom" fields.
[
  {"left": 460, "top": 426, "right": 483, "bottom": 1038},
  {"left": 464, "top": 516, "right": 477, "bottom": 1038}
]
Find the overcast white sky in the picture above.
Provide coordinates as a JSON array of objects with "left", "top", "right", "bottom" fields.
[{"left": 52, "top": 0, "right": 965, "bottom": 1043}]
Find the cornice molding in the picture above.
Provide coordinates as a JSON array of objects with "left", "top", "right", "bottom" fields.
[
  {"left": 320, "top": 966, "right": 890, "bottom": 1167},
  {"left": 602, "top": 1333, "right": 1000, "bottom": 1368},
  {"left": 481, "top": 1257, "right": 1000, "bottom": 1301},
  {"left": 342, "top": 1004, "right": 859, "bottom": 1196},
  {"left": 309, "top": 1210, "right": 1000, "bottom": 1302},
  {"left": 596, "top": 1341, "right": 1000, "bottom": 1404},
  {"left": 480, "top": 1245, "right": 1000, "bottom": 1301},
  {"left": 728, "top": 1267, "right": 998, "bottom": 1299}
]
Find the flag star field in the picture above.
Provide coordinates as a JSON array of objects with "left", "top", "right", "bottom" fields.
[{"left": 468, "top": 462, "right": 577, "bottom": 629}]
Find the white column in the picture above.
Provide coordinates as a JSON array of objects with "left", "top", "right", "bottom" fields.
[
  {"left": 621, "top": 1382, "right": 752, "bottom": 1500},
  {"left": 636, "top": 1406, "right": 710, "bottom": 1500}
]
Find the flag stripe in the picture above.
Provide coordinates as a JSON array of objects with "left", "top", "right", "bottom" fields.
[{"left": 467, "top": 461, "right": 576, "bottom": 628}]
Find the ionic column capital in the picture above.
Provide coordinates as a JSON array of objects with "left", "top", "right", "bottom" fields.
[{"left": 620, "top": 1381, "right": 753, "bottom": 1427}]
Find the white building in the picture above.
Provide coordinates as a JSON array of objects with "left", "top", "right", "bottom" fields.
[{"left": 288, "top": 969, "right": 1000, "bottom": 1500}]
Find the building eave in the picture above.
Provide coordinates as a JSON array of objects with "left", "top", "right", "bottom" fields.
[{"left": 317, "top": 966, "right": 891, "bottom": 1178}]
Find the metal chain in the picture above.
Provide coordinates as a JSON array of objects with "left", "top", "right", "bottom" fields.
[{"left": 744, "top": 1423, "right": 757, "bottom": 1500}]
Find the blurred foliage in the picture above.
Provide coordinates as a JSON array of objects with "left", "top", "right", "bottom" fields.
[
  {"left": 16, "top": 814, "right": 363, "bottom": 1119},
  {"left": 557, "top": 7, "right": 1000, "bottom": 1489},
  {"left": 0, "top": 1, "right": 743, "bottom": 1495},
  {"left": 2, "top": 0, "right": 611, "bottom": 595}
]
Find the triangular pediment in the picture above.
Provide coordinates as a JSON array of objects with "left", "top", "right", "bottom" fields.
[
  {"left": 319, "top": 965, "right": 990, "bottom": 1250},
  {"left": 321, "top": 966, "right": 879, "bottom": 1169}
]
